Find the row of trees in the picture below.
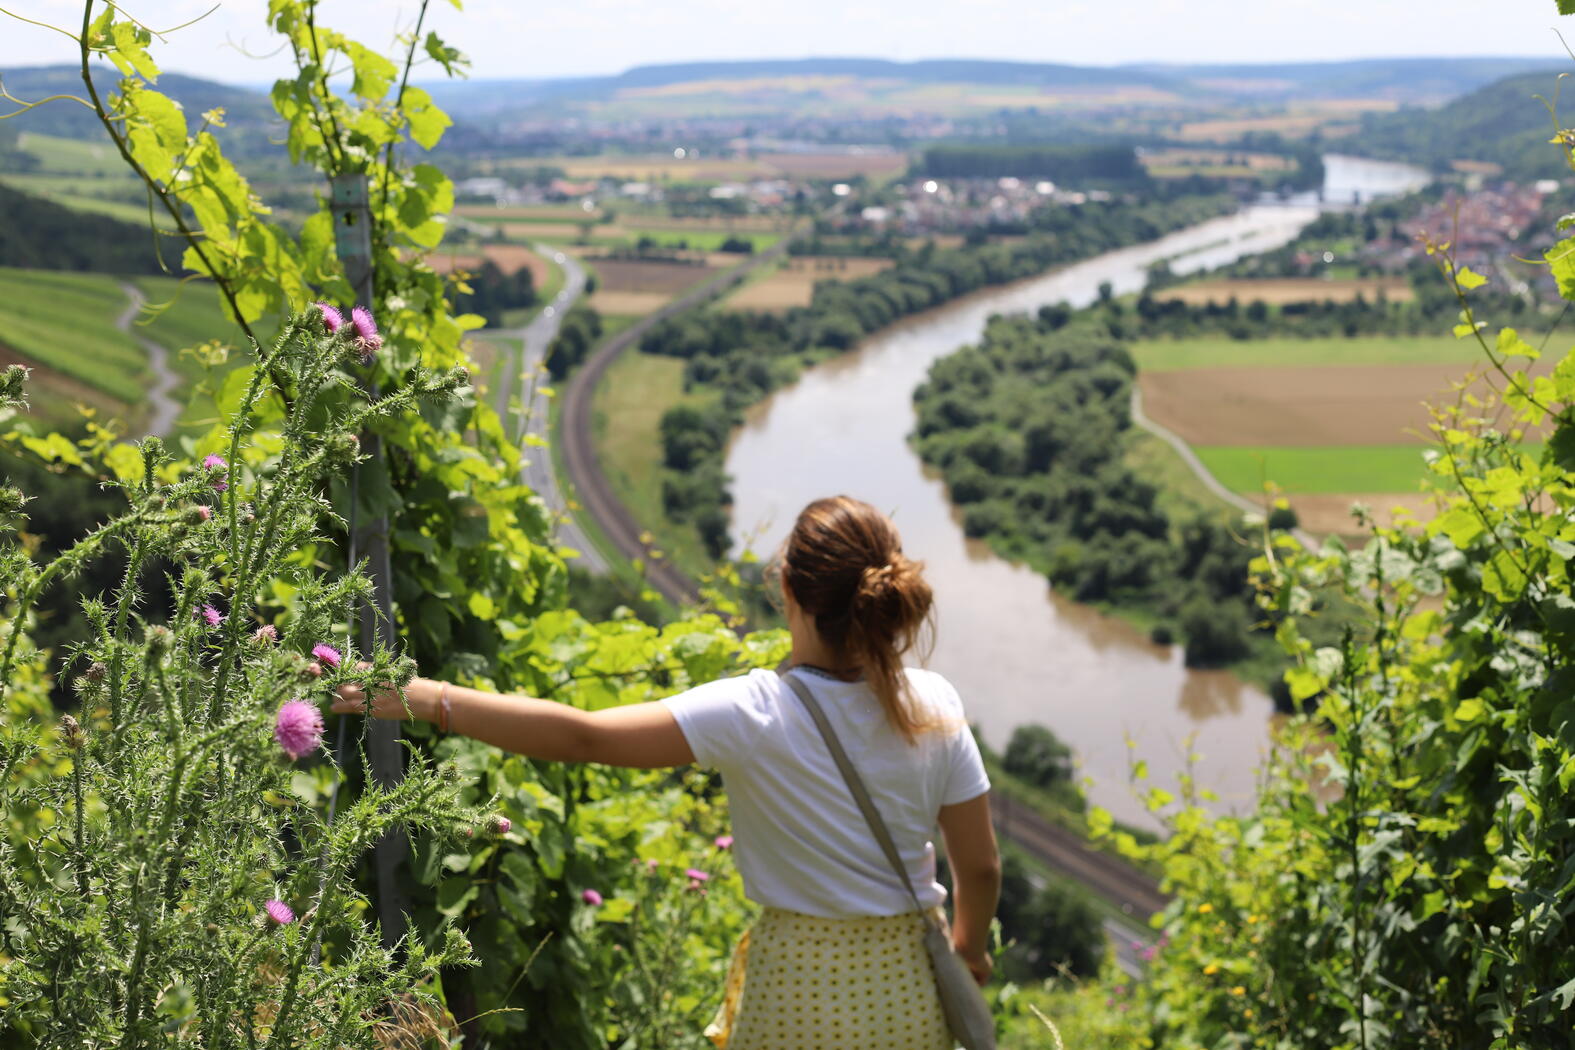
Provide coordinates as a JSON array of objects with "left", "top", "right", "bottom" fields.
[
  {"left": 911, "top": 310, "right": 1290, "bottom": 669},
  {"left": 642, "top": 193, "right": 1237, "bottom": 564},
  {"left": 916, "top": 143, "right": 1147, "bottom": 182},
  {"left": 448, "top": 259, "right": 537, "bottom": 327}
]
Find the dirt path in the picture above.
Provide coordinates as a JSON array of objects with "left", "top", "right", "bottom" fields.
[{"left": 117, "top": 282, "right": 181, "bottom": 437}]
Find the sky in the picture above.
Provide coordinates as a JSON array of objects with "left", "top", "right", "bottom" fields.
[{"left": 1, "top": 0, "right": 1572, "bottom": 84}]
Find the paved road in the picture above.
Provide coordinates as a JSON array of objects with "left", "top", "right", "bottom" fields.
[
  {"left": 558, "top": 234, "right": 808, "bottom": 602},
  {"left": 1130, "top": 386, "right": 1319, "bottom": 551},
  {"left": 490, "top": 246, "right": 605, "bottom": 570},
  {"left": 119, "top": 282, "right": 181, "bottom": 437}
]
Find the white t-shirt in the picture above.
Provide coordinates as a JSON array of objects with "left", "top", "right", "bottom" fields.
[{"left": 661, "top": 666, "right": 991, "bottom": 919}]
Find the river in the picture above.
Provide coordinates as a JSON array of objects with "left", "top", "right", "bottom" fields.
[{"left": 723, "top": 157, "right": 1426, "bottom": 830}]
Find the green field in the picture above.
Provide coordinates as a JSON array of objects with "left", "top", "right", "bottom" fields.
[
  {"left": 1132, "top": 334, "right": 1492, "bottom": 372},
  {"left": 0, "top": 268, "right": 147, "bottom": 409},
  {"left": 15, "top": 132, "right": 128, "bottom": 175},
  {"left": 1194, "top": 444, "right": 1435, "bottom": 493},
  {"left": 131, "top": 278, "right": 238, "bottom": 374},
  {"left": 589, "top": 350, "right": 715, "bottom": 573},
  {"left": 0, "top": 267, "right": 240, "bottom": 432}
]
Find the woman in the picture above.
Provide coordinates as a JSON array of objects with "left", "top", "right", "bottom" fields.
[{"left": 334, "top": 495, "right": 1001, "bottom": 1049}]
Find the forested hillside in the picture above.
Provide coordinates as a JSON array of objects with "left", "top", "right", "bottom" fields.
[
  {"left": 0, "top": 65, "right": 276, "bottom": 152},
  {"left": 1342, "top": 69, "right": 1571, "bottom": 179},
  {"left": 0, "top": 183, "right": 160, "bottom": 273}
]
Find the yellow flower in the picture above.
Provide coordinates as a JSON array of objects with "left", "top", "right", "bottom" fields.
[
  {"left": 1247, "top": 913, "right": 1260, "bottom": 924},
  {"left": 1231, "top": 986, "right": 1246, "bottom": 996},
  {"left": 1204, "top": 963, "right": 1220, "bottom": 976},
  {"left": 1244, "top": 1009, "right": 1254, "bottom": 1019},
  {"left": 1198, "top": 903, "right": 1214, "bottom": 914}
]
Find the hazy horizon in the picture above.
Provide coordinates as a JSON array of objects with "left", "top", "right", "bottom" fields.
[{"left": 0, "top": 0, "right": 1571, "bottom": 87}]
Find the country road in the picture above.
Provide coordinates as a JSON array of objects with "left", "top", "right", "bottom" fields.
[
  {"left": 558, "top": 233, "right": 807, "bottom": 598},
  {"left": 119, "top": 282, "right": 181, "bottom": 437},
  {"left": 489, "top": 246, "right": 606, "bottom": 569}
]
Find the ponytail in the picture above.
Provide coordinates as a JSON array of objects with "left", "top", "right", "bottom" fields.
[{"left": 781, "top": 497, "right": 937, "bottom": 742}]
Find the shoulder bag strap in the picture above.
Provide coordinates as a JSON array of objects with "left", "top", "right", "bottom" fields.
[{"left": 779, "top": 668, "right": 926, "bottom": 914}]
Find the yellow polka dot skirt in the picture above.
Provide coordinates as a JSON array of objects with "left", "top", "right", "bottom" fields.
[{"left": 705, "top": 907, "right": 954, "bottom": 1050}]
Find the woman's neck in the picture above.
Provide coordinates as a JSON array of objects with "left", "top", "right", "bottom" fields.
[{"left": 787, "top": 637, "right": 861, "bottom": 679}]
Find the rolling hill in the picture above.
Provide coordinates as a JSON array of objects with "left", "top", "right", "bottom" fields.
[{"left": 1339, "top": 69, "right": 1574, "bottom": 179}]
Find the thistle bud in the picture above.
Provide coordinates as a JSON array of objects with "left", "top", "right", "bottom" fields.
[
  {"left": 252, "top": 624, "right": 278, "bottom": 646},
  {"left": 85, "top": 660, "right": 108, "bottom": 683},
  {"left": 0, "top": 363, "right": 28, "bottom": 407},
  {"left": 0, "top": 486, "right": 27, "bottom": 516},
  {"left": 489, "top": 815, "right": 512, "bottom": 836},
  {"left": 328, "top": 432, "right": 361, "bottom": 465},
  {"left": 145, "top": 625, "right": 174, "bottom": 655},
  {"left": 60, "top": 714, "right": 85, "bottom": 751},
  {"left": 187, "top": 505, "right": 213, "bottom": 525}
]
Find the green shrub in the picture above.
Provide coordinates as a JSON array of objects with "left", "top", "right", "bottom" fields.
[{"left": 0, "top": 328, "right": 480, "bottom": 1047}]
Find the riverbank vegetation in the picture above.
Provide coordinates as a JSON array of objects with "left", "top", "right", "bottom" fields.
[
  {"left": 636, "top": 191, "right": 1236, "bottom": 569},
  {"left": 912, "top": 309, "right": 1321, "bottom": 676}
]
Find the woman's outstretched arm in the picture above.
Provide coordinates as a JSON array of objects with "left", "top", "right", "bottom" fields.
[
  {"left": 332, "top": 676, "right": 696, "bottom": 769},
  {"left": 937, "top": 791, "right": 1001, "bottom": 985}
]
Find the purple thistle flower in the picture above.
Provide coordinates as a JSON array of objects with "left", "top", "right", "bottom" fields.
[
  {"left": 490, "top": 815, "right": 512, "bottom": 836},
  {"left": 581, "top": 888, "right": 603, "bottom": 906},
  {"left": 199, "top": 604, "right": 224, "bottom": 627},
  {"left": 274, "top": 699, "right": 324, "bottom": 761},
  {"left": 202, "top": 453, "right": 229, "bottom": 492},
  {"left": 265, "top": 899, "right": 296, "bottom": 925},
  {"left": 311, "top": 643, "right": 342, "bottom": 669},
  {"left": 714, "top": 835, "right": 734, "bottom": 850},
  {"left": 350, "top": 306, "right": 382, "bottom": 362},
  {"left": 314, "top": 302, "right": 344, "bottom": 335},
  {"left": 684, "top": 868, "right": 709, "bottom": 883},
  {"left": 253, "top": 624, "right": 278, "bottom": 645}
]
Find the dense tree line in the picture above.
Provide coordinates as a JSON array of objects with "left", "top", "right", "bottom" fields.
[
  {"left": 0, "top": 184, "right": 163, "bottom": 274},
  {"left": 544, "top": 301, "right": 604, "bottom": 379},
  {"left": 916, "top": 143, "right": 1146, "bottom": 182},
  {"left": 450, "top": 259, "right": 537, "bottom": 326},
  {"left": 911, "top": 311, "right": 1274, "bottom": 667},
  {"left": 1115, "top": 282, "right": 1532, "bottom": 341},
  {"left": 641, "top": 193, "right": 1236, "bottom": 562}
]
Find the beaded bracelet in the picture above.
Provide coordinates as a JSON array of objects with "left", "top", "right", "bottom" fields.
[{"left": 436, "top": 681, "right": 452, "bottom": 733}]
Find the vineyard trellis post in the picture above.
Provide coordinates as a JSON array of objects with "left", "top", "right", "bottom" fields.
[{"left": 331, "top": 171, "right": 407, "bottom": 949}]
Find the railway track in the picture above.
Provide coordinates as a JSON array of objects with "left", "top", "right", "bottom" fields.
[
  {"left": 992, "top": 792, "right": 1169, "bottom": 922},
  {"left": 558, "top": 231, "right": 807, "bottom": 603}
]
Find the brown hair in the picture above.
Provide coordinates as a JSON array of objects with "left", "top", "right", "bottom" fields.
[{"left": 780, "top": 496, "right": 937, "bottom": 742}]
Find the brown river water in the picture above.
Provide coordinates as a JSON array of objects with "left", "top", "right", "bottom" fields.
[{"left": 724, "top": 205, "right": 1327, "bottom": 830}]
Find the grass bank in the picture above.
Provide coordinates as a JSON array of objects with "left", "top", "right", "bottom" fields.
[{"left": 588, "top": 350, "right": 719, "bottom": 576}]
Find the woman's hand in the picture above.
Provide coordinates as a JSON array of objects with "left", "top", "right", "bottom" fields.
[
  {"left": 955, "top": 941, "right": 992, "bottom": 986},
  {"left": 332, "top": 666, "right": 436, "bottom": 723}
]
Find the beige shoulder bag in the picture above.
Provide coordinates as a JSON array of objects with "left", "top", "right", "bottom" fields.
[{"left": 780, "top": 669, "right": 996, "bottom": 1050}]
